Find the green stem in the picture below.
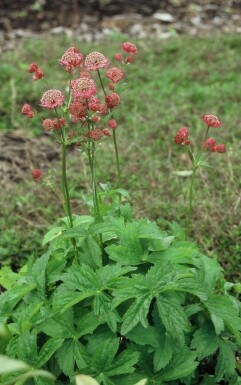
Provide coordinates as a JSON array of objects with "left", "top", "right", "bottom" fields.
[
  {"left": 186, "top": 167, "right": 197, "bottom": 239},
  {"left": 61, "top": 137, "right": 74, "bottom": 228},
  {"left": 112, "top": 128, "right": 121, "bottom": 184},
  {"left": 204, "top": 125, "right": 210, "bottom": 141},
  {"left": 97, "top": 69, "right": 121, "bottom": 183}
]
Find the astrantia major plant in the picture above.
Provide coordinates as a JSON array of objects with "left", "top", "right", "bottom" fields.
[
  {"left": 174, "top": 114, "right": 226, "bottom": 238},
  {"left": 1, "top": 44, "right": 241, "bottom": 385}
]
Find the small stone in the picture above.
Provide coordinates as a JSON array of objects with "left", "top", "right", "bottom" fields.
[{"left": 152, "top": 12, "right": 175, "bottom": 23}]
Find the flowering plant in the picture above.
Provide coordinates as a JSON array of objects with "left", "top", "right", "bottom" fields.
[
  {"left": 175, "top": 114, "right": 226, "bottom": 237},
  {"left": 1, "top": 43, "right": 241, "bottom": 385}
]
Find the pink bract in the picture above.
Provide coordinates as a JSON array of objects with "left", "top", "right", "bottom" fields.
[
  {"left": 40, "top": 89, "right": 64, "bottom": 109},
  {"left": 121, "top": 42, "right": 138, "bottom": 54},
  {"left": 106, "top": 66, "right": 124, "bottom": 83},
  {"left": 105, "top": 93, "right": 121, "bottom": 109},
  {"left": 202, "top": 114, "right": 221, "bottom": 127},
  {"left": 59, "top": 47, "right": 84, "bottom": 72},
  {"left": 32, "top": 169, "right": 42, "bottom": 179},
  {"left": 85, "top": 52, "right": 109, "bottom": 71},
  {"left": 71, "top": 77, "right": 97, "bottom": 98}
]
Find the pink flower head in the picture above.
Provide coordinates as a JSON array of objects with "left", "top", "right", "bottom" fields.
[
  {"left": 28, "top": 62, "right": 38, "bottom": 73},
  {"left": 97, "top": 103, "right": 109, "bottom": 116},
  {"left": 105, "top": 93, "right": 121, "bottom": 109},
  {"left": 106, "top": 66, "right": 124, "bottom": 83},
  {"left": 71, "top": 77, "right": 97, "bottom": 98},
  {"left": 114, "top": 53, "right": 123, "bottom": 61},
  {"left": 32, "top": 68, "right": 44, "bottom": 81},
  {"left": 174, "top": 127, "right": 189, "bottom": 145},
  {"left": 103, "top": 128, "right": 111, "bottom": 136},
  {"left": 202, "top": 114, "right": 221, "bottom": 128},
  {"left": 214, "top": 144, "right": 226, "bottom": 153},
  {"left": 69, "top": 100, "right": 87, "bottom": 119},
  {"left": 202, "top": 137, "right": 216, "bottom": 151},
  {"left": 22, "top": 103, "right": 34, "bottom": 118},
  {"left": 86, "top": 129, "right": 104, "bottom": 141},
  {"left": 121, "top": 42, "right": 138, "bottom": 54},
  {"left": 59, "top": 47, "right": 84, "bottom": 72},
  {"left": 32, "top": 169, "right": 42, "bottom": 179},
  {"left": 108, "top": 119, "right": 117, "bottom": 129},
  {"left": 84, "top": 52, "right": 109, "bottom": 71},
  {"left": 40, "top": 89, "right": 64, "bottom": 109},
  {"left": 42, "top": 118, "right": 55, "bottom": 131}
]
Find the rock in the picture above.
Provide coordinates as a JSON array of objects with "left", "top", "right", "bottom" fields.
[{"left": 152, "top": 11, "right": 175, "bottom": 22}]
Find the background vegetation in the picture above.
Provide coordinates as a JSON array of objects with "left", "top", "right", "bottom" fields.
[{"left": 0, "top": 33, "right": 240, "bottom": 280}]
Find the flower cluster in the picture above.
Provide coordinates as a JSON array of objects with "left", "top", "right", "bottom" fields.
[
  {"left": 22, "top": 42, "right": 138, "bottom": 178},
  {"left": 28, "top": 62, "right": 44, "bottom": 81},
  {"left": 21, "top": 103, "right": 34, "bottom": 118},
  {"left": 175, "top": 114, "right": 226, "bottom": 154},
  {"left": 114, "top": 42, "right": 138, "bottom": 64}
]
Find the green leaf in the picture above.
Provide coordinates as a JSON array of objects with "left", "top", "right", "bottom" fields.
[
  {"left": 157, "top": 294, "right": 191, "bottom": 344},
  {"left": 121, "top": 295, "right": 152, "bottom": 335},
  {"left": 105, "top": 349, "right": 140, "bottom": 376},
  {"left": 191, "top": 321, "right": 219, "bottom": 360},
  {"left": 160, "top": 348, "right": 198, "bottom": 381},
  {"left": 76, "top": 312, "right": 103, "bottom": 338},
  {"left": 0, "top": 355, "right": 30, "bottom": 373},
  {"left": 126, "top": 324, "right": 159, "bottom": 348},
  {"left": 82, "top": 235, "right": 102, "bottom": 267},
  {"left": 0, "top": 267, "right": 19, "bottom": 290},
  {"left": 53, "top": 286, "right": 96, "bottom": 314},
  {"left": 36, "top": 338, "right": 64, "bottom": 368},
  {"left": 204, "top": 295, "right": 241, "bottom": 335},
  {"left": 215, "top": 339, "right": 236, "bottom": 382},
  {"left": 91, "top": 337, "right": 119, "bottom": 372},
  {"left": 93, "top": 292, "right": 120, "bottom": 332},
  {"left": 56, "top": 339, "right": 88, "bottom": 376},
  {"left": 42, "top": 226, "right": 64, "bottom": 245},
  {"left": 153, "top": 333, "right": 173, "bottom": 372},
  {"left": 31, "top": 251, "right": 51, "bottom": 300},
  {"left": 17, "top": 330, "right": 38, "bottom": 366}
]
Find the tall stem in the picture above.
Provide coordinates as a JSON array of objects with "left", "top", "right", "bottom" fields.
[
  {"left": 112, "top": 129, "right": 121, "bottom": 184},
  {"left": 61, "top": 138, "right": 74, "bottom": 228},
  {"left": 88, "top": 143, "right": 100, "bottom": 219},
  {"left": 97, "top": 69, "right": 121, "bottom": 182},
  {"left": 186, "top": 168, "right": 197, "bottom": 239}
]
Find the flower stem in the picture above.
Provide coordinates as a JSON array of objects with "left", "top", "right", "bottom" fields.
[
  {"left": 186, "top": 167, "right": 197, "bottom": 239},
  {"left": 112, "top": 128, "right": 121, "bottom": 184},
  {"left": 97, "top": 69, "right": 121, "bottom": 183},
  {"left": 61, "top": 138, "right": 74, "bottom": 228}
]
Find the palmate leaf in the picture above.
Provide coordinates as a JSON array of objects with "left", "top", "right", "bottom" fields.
[
  {"left": 56, "top": 339, "right": 88, "bottom": 376},
  {"left": 105, "top": 349, "right": 140, "bottom": 376},
  {"left": 153, "top": 333, "right": 173, "bottom": 372},
  {"left": 191, "top": 321, "right": 219, "bottom": 360},
  {"left": 121, "top": 294, "right": 153, "bottom": 335},
  {"left": 204, "top": 295, "right": 241, "bottom": 335},
  {"left": 157, "top": 293, "right": 191, "bottom": 344},
  {"left": 160, "top": 348, "right": 198, "bottom": 382},
  {"left": 126, "top": 324, "right": 159, "bottom": 348},
  {"left": 52, "top": 285, "right": 96, "bottom": 314},
  {"left": 36, "top": 338, "right": 64, "bottom": 368},
  {"left": 37, "top": 308, "right": 75, "bottom": 338},
  {"left": 17, "top": 330, "right": 38, "bottom": 366},
  {"left": 31, "top": 251, "right": 51, "bottom": 300},
  {"left": 215, "top": 339, "right": 236, "bottom": 382},
  {"left": 93, "top": 292, "right": 121, "bottom": 332}
]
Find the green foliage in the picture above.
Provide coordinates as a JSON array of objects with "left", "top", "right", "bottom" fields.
[{"left": 1, "top": 190, "right": 241, "bottom": 385}]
